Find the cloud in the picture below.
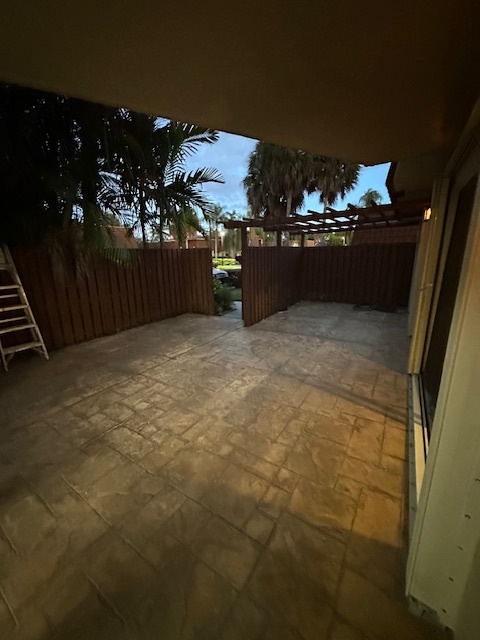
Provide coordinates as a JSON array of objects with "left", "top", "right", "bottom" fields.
[
  {"left": 184, "top": 132, "right": 255, "bottom": 213},
  {"left": 184, "top": 132, "right": 391, "bottom": 215}
]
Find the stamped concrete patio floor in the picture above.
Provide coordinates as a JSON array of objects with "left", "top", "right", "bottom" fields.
[{"left": 0, "top": 302, "right": 446, "bottom": 640}]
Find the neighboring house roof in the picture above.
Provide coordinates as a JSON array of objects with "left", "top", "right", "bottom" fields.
[{"left": 109, "top": 226, "right": 137, "bottom": 249}]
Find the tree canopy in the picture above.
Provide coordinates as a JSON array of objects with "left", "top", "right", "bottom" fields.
[
  {"left": 244, "top": 142, "right": 360, "bottom": 219},
  {"left": 307, "top": 156, "right": 360, "bottom": 212},
  {"left": 243, "top": 143, "right": 311, "bottom": 219},
  {"left": 0, "top": 84, "right": 223, "bottom": 258},
  {"left": 358, "top": 188, "right": 383, "bottom": 207}
]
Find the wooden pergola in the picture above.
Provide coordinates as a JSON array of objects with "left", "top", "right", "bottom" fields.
[{"left": 224, "top": 198, "right": 429, "bottom": 248}]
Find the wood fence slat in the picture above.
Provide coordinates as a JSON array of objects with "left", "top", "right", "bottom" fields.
[
  {"left": 165, "top": 249, "right": 175, "bottom": 318},
  {"left": 333, "top": 247, "right": 341, "bottom": 302},
  {"left": 163, "top": 250, "right": 173, "bottom": 317},
  {"left": 5, "top": 247, "right": 214, "bottom": 352},
  {"left": 200, "top": 250, "right": 212, "bottom": 314},
  {"left": 178, "top": 250, "right": 188, "bottom": 314},
  {"left": 257, "top": 250, "right": 262, "bottom": 322},
  {"left": 243, "top": 247, "right": 251, "bottom": 326},
  {"left": 85, "top": 261, "right": 104, "bottom": 338},
  {"left": 109, "top": 260, "right": 123, "bottom": 332},
  {"left": 240, "top": 243, "right": 417, "bottom": 318},
  {"left": 14, "top": 249, "right": 56, "bottom": 350},
  {"left": 173, "top": 250, "right": 181, "bottom": 315},
  {"left": 204, "top": 251, "right": 214, "bottom": 314},
  {"left": 146, "top": 251, "right": 160, "bottom": 321},
  {"left": 76, "top": 271, "right": 95, "bottom": 341},
  {"left": 343, "top": 246, "right": 352, "bottom": 303},
  {"left": 351, "top": 246, "right": 358, "bottom": 302},
  {"left": 359, "top": 246, "right": 368, "bottom": 304},
  {"left": 116, "top": 264, "right": 130, "bottom": 330},
  {"left": 251, "top": 249, "right": 257, "bottom": 324},
  {"left": 156, "top": 251, "right": 166, "bottom": 319},
  {"left": 123, "top": 262, "right": 137, "bottom": 327},
  {"left": 63, "top": 263, "right": 85, "bottom": 343},
  {"left": 51, "top": 260, "right": 76, "bottom": 346},
  {"left": 373, "top": 244, "right": 383, "bottom": 304},
  {"left": 6, "top": 243, "right": 418, "bottom": 348},
  {"left": 140, "top": 252, "right": 152, "bottom": 324},
  {"left": 269, "top": 248, "right": 274, "bottom": 315},
  {"left": 181, "top": 250, "right": 190, "bottom": 313},
  {"left": 131, "top": 253, "right": 144, "bottom": 325},
  {"left": 379, "top": 243, "right": 390, "bottom": 305},
  {"left": 193, "top": 251, "right": 201, "bottom": 314},
  {"left": 92, "top": 256, "right": 111, "bottom": 336}
]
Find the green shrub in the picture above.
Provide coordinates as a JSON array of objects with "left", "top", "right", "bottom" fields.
[
  {"left": 213, "top": 279, "right": 234, "bottom": 314},
  {"left": 230, "top": 288, "right": 242, "bottom": 301}
]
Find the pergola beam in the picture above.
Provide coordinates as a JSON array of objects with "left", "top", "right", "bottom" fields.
[
  {"left": 224, "top": 198, "right": 429, "bottom": 234},
  {"left": 225, "top": 217, "right": 423, "bottom": 234}
]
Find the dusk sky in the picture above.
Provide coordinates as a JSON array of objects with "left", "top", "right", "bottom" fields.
[{"left": 184, "top": 131, "right": 391, "bottom": 215}]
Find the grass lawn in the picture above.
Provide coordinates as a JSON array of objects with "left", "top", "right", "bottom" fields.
[
  {"left": 230, "top": 288, "right": 242, "bottom": 301},
  {"left": 213, "top": 259, "right": 242, "bottom": 270}
]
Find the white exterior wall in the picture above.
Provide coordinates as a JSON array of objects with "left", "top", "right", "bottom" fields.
[
  {"left": 407, "top": 178, "right": 450, "bottom": 374},
  {"left": 407, "top": 138, "right": 480, "bottom": 638}
]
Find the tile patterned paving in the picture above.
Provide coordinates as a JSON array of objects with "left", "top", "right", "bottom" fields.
[{"left": 0, "top": 303, "right": 447, "bottom": 639}]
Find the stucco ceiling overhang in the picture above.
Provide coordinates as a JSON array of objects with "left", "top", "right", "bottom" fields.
[{"left": 0, "top": 1, "right": 479, "bottom": 166}]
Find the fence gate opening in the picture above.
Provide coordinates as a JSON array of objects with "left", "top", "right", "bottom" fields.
[{"left": 225, "top": 200, "right": 425, "bottom": 327}]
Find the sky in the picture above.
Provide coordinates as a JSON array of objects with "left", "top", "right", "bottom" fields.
[{"left": 184, "top": 131, "right": 391, "bottom": 215}]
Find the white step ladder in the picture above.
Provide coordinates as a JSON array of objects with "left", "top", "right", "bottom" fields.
[{"left": 0, "top": 245, "right": 49, "bottom": 372}]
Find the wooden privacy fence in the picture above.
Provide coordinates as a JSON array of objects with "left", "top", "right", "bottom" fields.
[
  {"left": 242, "top": 247, "right": 303, "bottom": 327},
  {"left": 242, "top": 243, "right": 416, "bottom": 326},
  {"left": 11, "top": 248, "right": 214, "bottom": 351}
]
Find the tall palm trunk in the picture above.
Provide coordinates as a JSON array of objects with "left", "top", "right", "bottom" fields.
[
  {"left": 286, "top": 191, "right": 293, "bottom": 217},
  {"left": 139, "top": 185, "right": 147, "bottom": 246},
  {"left": 284, "top": 191, "right": 293, "bottom": 246},
  {"left": 156, "top": 206, "right": 165, "bottom": 247}
]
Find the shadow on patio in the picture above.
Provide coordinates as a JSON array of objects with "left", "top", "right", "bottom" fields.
[{"left": 0, "top": 303, "right": 446, "bottom": 639}]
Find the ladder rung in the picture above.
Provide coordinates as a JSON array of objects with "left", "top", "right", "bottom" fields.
[
  {"left": 0, "top": 316, "right": 25, "bottom": 324},
  {"left": 3, "top": 341, "right": 43, "bottom": 355},
  {"left": 0, "top": 323, "right": 35, "bottom": 335},
  {"left": 0, "top": 304, "right": 28, "bottom": 312},
  {"left": 0, "top": 244, "right": 48, "bottom": 371}
]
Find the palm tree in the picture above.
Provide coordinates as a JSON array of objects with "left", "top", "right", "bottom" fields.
[
  {"left": 204, "top": 204, "right": 226, "bottom": 257},
  {"left": 221, "top": 211, "right": 242, "bottom": 257},
  {"left": 114, "top": 116, "right": 223, "bottom": 246},
  {"left": 152, "top": 122, "right": 223, "bottom": 243},
  {"left": 308, "top": 157, "right": 361, "bottom": 212},
  {"left": 358, "top": 188, "right": 383, "bottom": 207},
  {"left": 0, "top": 84, "right": 127, "bottom": 272},
  {"left": 243, "top": 143, "right": 311, "bottom": 220},
  {"left": 0, "top": 84, "right": 224, "bottom": 265},
  {"left": 243, "top": 143, "right": 360, "bottom": 221},
  {"left": 168, "top": 206, "right": 206, "bottom": 248}
]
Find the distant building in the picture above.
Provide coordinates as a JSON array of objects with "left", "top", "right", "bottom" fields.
[{"left": 109, "top": 226, "right": 138, "bottom": 249}]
